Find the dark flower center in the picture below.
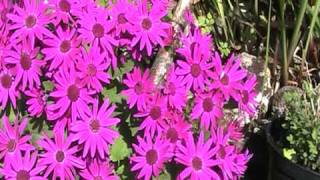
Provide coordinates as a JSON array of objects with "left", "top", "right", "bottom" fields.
[
  {"left": 87, "top": 64, "right": 97, "bottom": 76},
  {"left": 220, "top": 74, "right": 229, "bottom": 85},
  {"left": 7, "top": 139, "right": 16, "bottom": 152},
  {"left": 67, "top": 84, "right": 80, "bottom": 102},
  {"left": 141, "top": 18, "right": 152, "bottom": 30},
  {"left": 20, "top": 53, "right": 32, "bottom": 70},
  {"left": 167, "top": 82, "right": 176, "bottom": 95},
  {"left": 1, "top": 74, "right": 12, "bottom": 89},
  {"left": 56, "top": 150, "right": 65, "bottom": 162},
  {"left": 146, "top": 149, "right": 158, "bottom": 165},
  {"left": 1, "top": 8, "right": 8, "bottom": 22},
  {"left": 60, "top": 40, "right": 71, "bottom": 53},
  {"left": 94, "top": 176, "right": 103, "bottom": 180},
  {"left": 16, "top": 170, "right": 30, "bottom": 180},
  {"left": 192, "top": 156, "right": 202, "bottom": 170},
  {"left": 25, "top": 15, "right": 36, "bottom": 28},
  {"left": 202, "top": 97, "right": 213, "bottom": 112},
  {"left": 190, "top": 64, "right": 201, "bottom": 77},
  {"left": 59, "top": 0, "right": 71, "bottom": 12},
  {"left": 89, "top": 119, "right": 100, "bottom": 133},
  {"left": 117, "top": 13, "right": 127, "bottom": 24},
  {"left": 92, "top": 23, "right": 105, "bottom": 38},
  {"left": 242, "top": 90, "right": 249, "bottom": 104},
  {"left": 150, "top": 106, "right": 161, "bottom": 120},
  {"left": 218, "top": 147, "right": 226, "bottom": 158},
  {"left": 134, "top": 82, "right": 143, "bottom": 95},
  {"left": 166, "top": 127, "right": 178, "bottom": 143}
]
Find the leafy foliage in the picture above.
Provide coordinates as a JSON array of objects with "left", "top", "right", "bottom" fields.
[{"left": 280, "top": 81, "right": 320, "bottom": 171}]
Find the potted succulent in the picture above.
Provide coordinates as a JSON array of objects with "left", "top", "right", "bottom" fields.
[{"left": 267, "top": 81, "right": 320, "bottom": 180}]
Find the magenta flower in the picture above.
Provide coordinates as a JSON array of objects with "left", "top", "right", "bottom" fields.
[
  {"left": 191, "top": 92, "right": 224, "bottom": 130},
  {"left": 0, "top": 150, "right": 46, "bottom": 180},
  {"left": 129, "top": 0, "right": 171, "bottom": 56},
  {"left": 71, "top": 99, "right": 120, "bottom": 159},
  {"left": 210, "top": 52, "right": 247, "bottom": 100},
  {"left": 24, "top": 88, "right": 46, "bottom": 117},
  {"left": 78, "top": 7, "right": 118, "bottom": 68},
  {"left": 163, "top": 67, "right": 187, "bottom": 111},
  {"left": 131, "top": 135, "right": 173, "bottom": 180},
  {"left": 176, "top": 132, "right": 221, "bottom": 179},
  {"left": 76, "top": 45, "right": 111, "bottom": 93},
  {"left": 135, "top": 94, "right": 167, "bottom": 136},
  {"left": 7, "top": 0, "right": 53, "bottom": 47},
  {"left": 122, "top": 67, "right": 154, "bottom": 111},
  {"left": 47, "top": 66, "right": 92, "bottom": 122},
  {"left": 109, "top": 0, "right": 134, "bottom": 36},
  {"left": 42, "top": 27, "right": 81, "bottom": 70},
  {"left": 237, "top": 75, "right": 257, "bottom": 116},
  {"left": 212, "top": 127, "right": 251, "bottom": 179},
  {"left": 161, "top": 111, "right": 191, "bottom": 145},
  {"left": 80, "top": 159, "right": 118, "bottom": 180},
  {"left": 0, "top": 116, "right": 34, "bottom": 160},
  {"left": 5, "top": 42, "right": 45, "bottom": 90},
  {"left": 0, "top": 0, "right": 12, "bottom": 29},
  {"left": 176, "top": 45, "right": 213, "bottom": 91},
  {"left": 0, "top": 68, "right": 18, "bottom": 109},
  {"left": 48, "top": 0, "right": 77, "bottom": 25},
  {"left": 37, "top": 126, "right": 85, "bottom": 179},
  {"left": 177, "top": 27, "right": 213, "bottom": 61}
]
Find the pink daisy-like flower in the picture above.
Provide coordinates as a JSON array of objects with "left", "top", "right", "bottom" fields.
[
  {"left": 128, "top": 0, "right": 171, "bottom": 56},
  {"left": 42, "top": 27, "right": 81, "bottom": 70},
  {"left": 80, "top": 159, "right": 118, "bottom": 180},
  {"left": 212, "top": 127, "right": 251, "bottom": 179},
  {"left": 122, "top": 67, "right": 154, "bottom": 111},
  {"left": 191, "top": 91, "right": 224, "bottom": 130},
  {"left": 47, "top": 66, "right": 92, "bottom": 122},
  {"left": 161, "top": 111, "right": 191, "bottom": 146},
  {"left": 0, "top": 116, "right": 34, "bottom": 160},
  {"left": 163, "top": 67, "right": 187, "bottom": 111},
  {"left": 237, "top": 75, "right": 257, "bottom": 116},
  {"left": 176, "top": 44, "right": 213, "bottom": 91},
  {"left": 47, "top": 0, "right": 77, "bottom": 25},
  {"left": 78, "top": 7, "right": 118, "bottom": 68},
  {"left": 131, "top": 135, "right": 173, "bottom": 180},
  {"left": 0, "top": 150, "right": 46, "bottom": 180},
  {"left": 71, "top": 99, "right": 120, "bottom": 159},
  {"left": 24, "top": 88, "right": 46, "bottom": 117},
  {"left": 175, "top": 132, "right": 221, "bottom": 180},
  {"left": 135, "top": 94, "right": 167, "bottom": 137},
  {"left": 5, "top": 42, "right": 45, "bottom": 90},
  {"left": 0, "top": 68, "right": 18, "bottom": 109},
  {"left": 76, "top": 45, "right": 111, "bottom": 93},
  {"left": 177, "top": 27, "right": 213, "bottom": 61},
  {"left": 210, "top": 52, "right": 247, "bottom": 100},
  {"left": 109, "top": 0, "right": 135, "bottom": 36},
  {"left": 37, "top": 126, "right": 85, "bottom": 179},
  {"left": 7, "top": 0, "right": 53, "bottom": 47}
]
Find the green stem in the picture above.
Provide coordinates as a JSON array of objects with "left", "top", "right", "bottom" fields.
[
  {"left": 302, "top": 0, "right": 320, "bottom": 82},
  {"left": 287, "top": 0, "right": 308, "bottom": 65},
  {"left": 279, "top": 0, "right": 288, "bottom": 86}
]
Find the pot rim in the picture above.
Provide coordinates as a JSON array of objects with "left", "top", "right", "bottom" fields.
[{"left": 265, "top": 121, "right": 320, "bottom": 176}]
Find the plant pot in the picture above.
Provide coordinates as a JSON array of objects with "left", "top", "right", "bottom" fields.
[{"left": 266, "top": 121, "right": 320, "bottom": 180}]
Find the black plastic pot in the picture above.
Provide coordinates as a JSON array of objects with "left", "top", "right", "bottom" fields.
[{"left": 266, "top": 122, "right": 320, "bottom": 180}]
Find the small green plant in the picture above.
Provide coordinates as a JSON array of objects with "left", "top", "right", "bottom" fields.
[{"left": 281, "top": 81, "right": 320, "bottom": 171}]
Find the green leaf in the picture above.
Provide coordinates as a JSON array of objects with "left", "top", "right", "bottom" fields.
[
  {"left": 157, "top": 172, "right": 171, "bottom": 180},
  {"left": 42, "top": 80, "right": 54, "bottom": 91},
  {"left": 283, "top": 148, "right": 296, "bottom": 160},
  {"left": 110, "top": 137, "right": 131, "bottom": 162},
  {"left": 116, "top": 164, "right": 125, "bottom": 175},
  {"left": 102, "top": 86, "right": 123, "bottom": 104},
  {"left": 112, "top": 60, "right": 134, "bottom": 80}
]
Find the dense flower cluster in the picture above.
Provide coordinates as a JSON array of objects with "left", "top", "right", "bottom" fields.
[{"left": 0, "top": 0, "right": 256, "bottom": 179}]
